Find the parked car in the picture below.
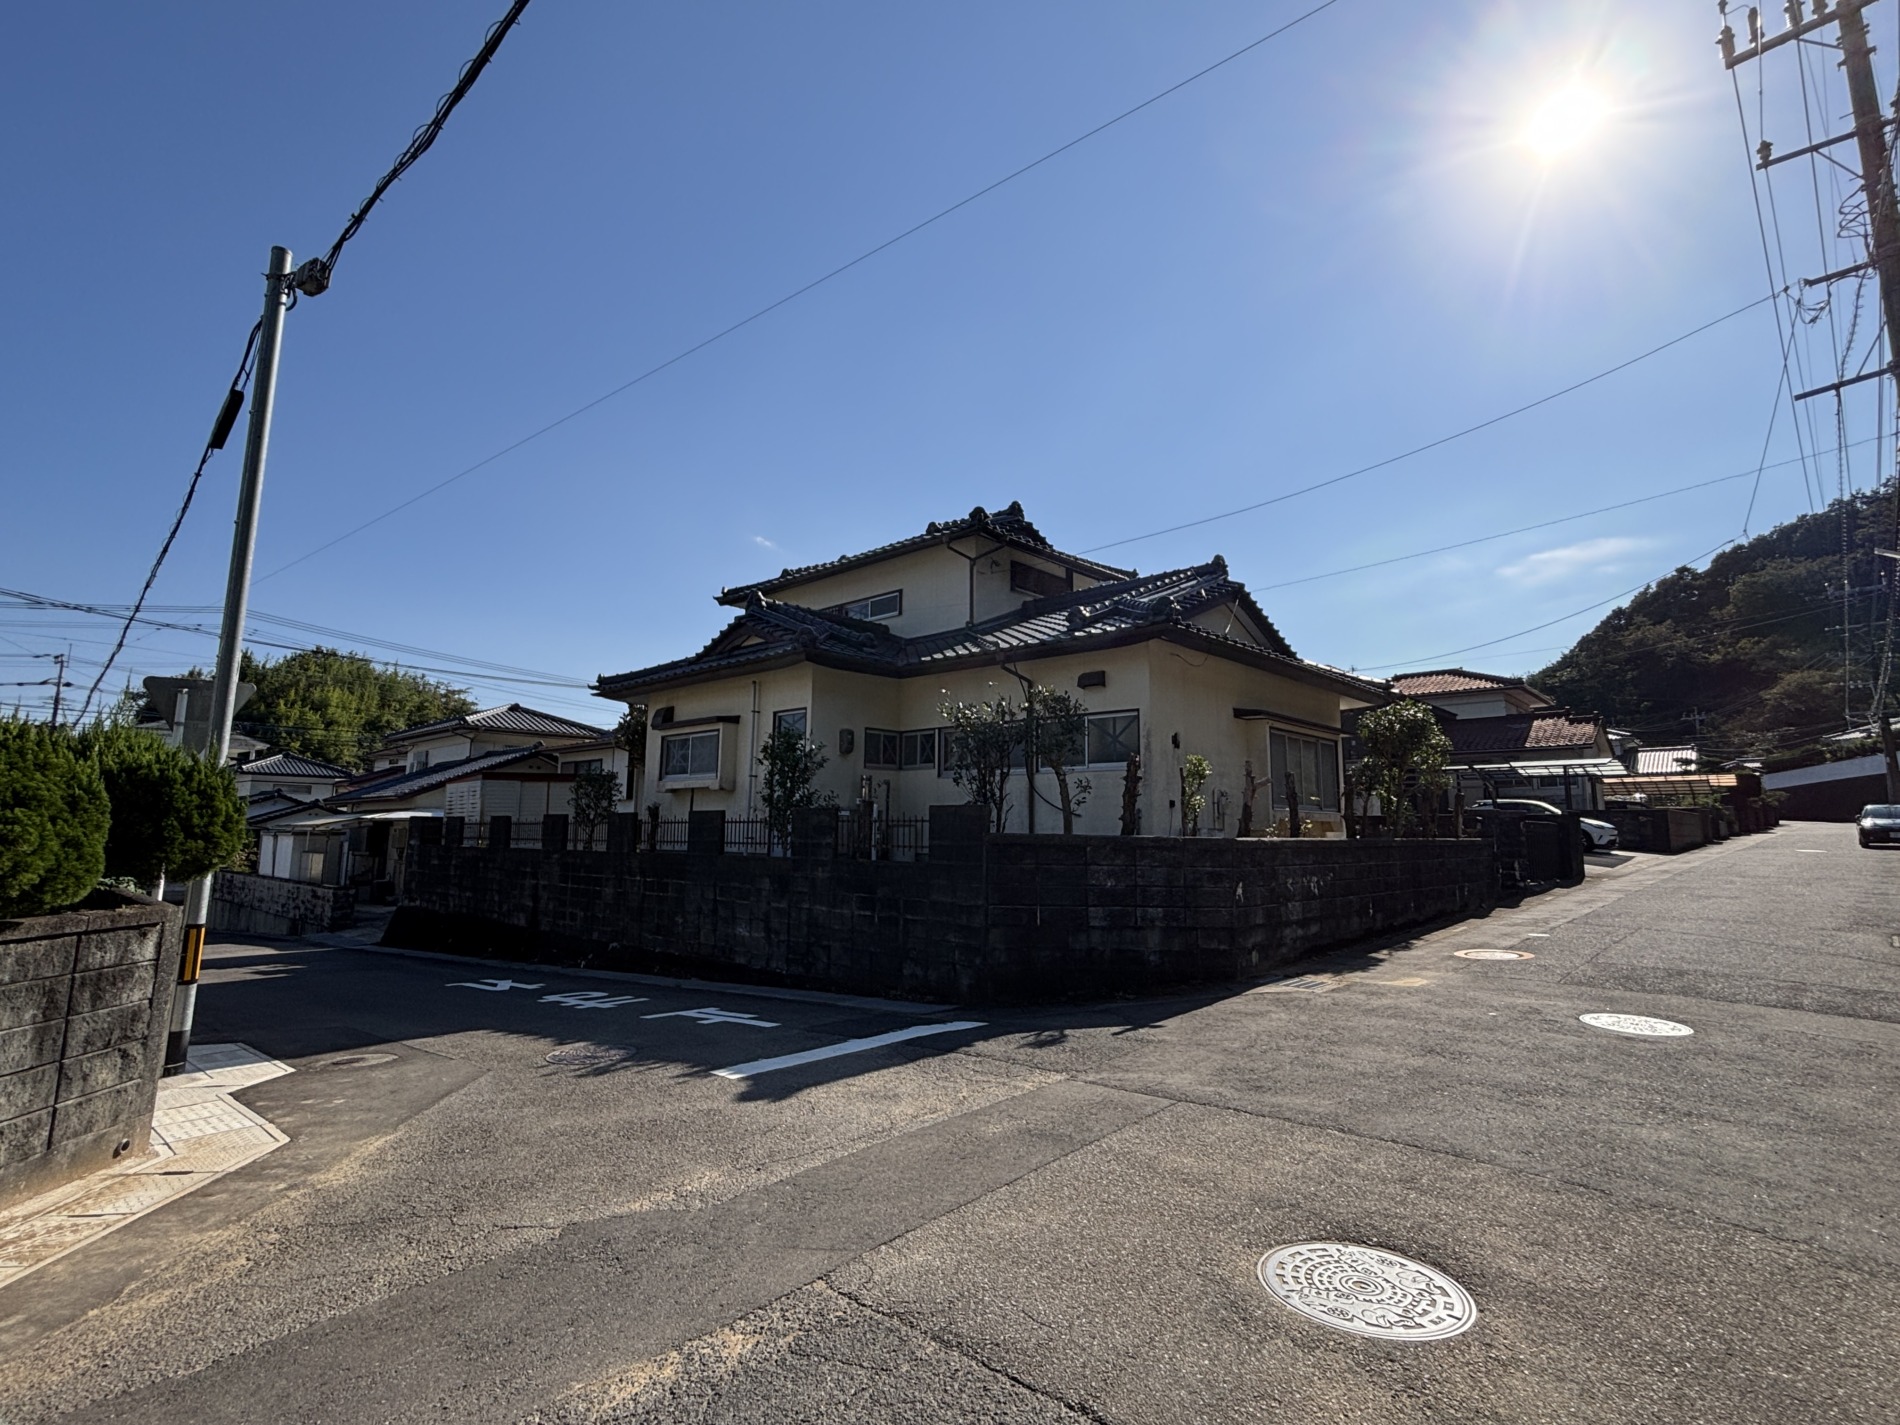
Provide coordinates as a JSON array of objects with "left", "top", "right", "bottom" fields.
[
  {"left": 1857, "top": 804, "right": 1900, "bottom": 847},
  {"left": 1468, "top": 799, "right": 1620, "bottom": 853}
]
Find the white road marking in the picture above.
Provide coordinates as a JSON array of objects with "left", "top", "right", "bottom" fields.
[
  {"left": 448, "top": 978, "right": 544, "bottom": 992},
  {"left": 642, "top": 1007, "right": 781, "bottom": 1028},
  {"left": 712, "top": 1021, "right": 987, "bottom": 1079},
  {"left": 1797, "top": 849, "right": 1828, "bottom": 854},
  {"left": 539, "top": 990, "right": 649, "bottom": 1009}
]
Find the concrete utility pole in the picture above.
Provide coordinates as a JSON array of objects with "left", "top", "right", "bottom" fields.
[
  {"left": 166, "top": 245, "right": 294, "bottom": 1075},
  {"left": 1723, "top": 0, "right": 1900, "bottom": 801},
  {"left": 48, "top": 651, "right": 67, "bottom": 726}
]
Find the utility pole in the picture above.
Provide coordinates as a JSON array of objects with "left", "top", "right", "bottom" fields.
[
  {"left": 1723, "top": 0, "right": 1900, "bottom": 800},
  {"left": 48, "top": 651, "right": 67, "bottom": 726},
  {"left": 165, "top": 245, "right": 294, "bottom": 1075}
]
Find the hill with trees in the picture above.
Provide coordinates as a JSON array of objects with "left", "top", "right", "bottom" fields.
[{"left": 1531, "top": 484, "right": 1898, "bottom": 768}]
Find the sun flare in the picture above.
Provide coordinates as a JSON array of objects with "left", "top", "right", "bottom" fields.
[{"left": 1522, "top": 83, "right": 1609, "bottom": 158}]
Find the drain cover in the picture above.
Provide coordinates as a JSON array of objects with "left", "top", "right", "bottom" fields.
[
  {"left": 1578, "top": 1012, "right": 1693, "bottom": 1038},
  {"left": 546, "top": 1044, "right": 636, "bottom": 1068},
  {"left": 1257, "top": 1242, "right": 1476, "bottom": 1341},
  {"left": 1453, "top": 949, "right": 1532, "bottom": 961},
  {"left": 1254, "top": 974, "right": 1337, "bottom": 994},
  {"left": 318, "top": 1052, "right": 398, "bottom": 1069}
]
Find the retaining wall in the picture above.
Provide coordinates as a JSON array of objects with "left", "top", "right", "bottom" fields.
[
  {"left": 0, "top": 891, "right": 181, "bottom": 1210},
  {"left": 210, "top": 872, "right": 356, "bottom": 937},
  {"left": 389, "top": 810, "right": 1497, "bottom": 1003}
]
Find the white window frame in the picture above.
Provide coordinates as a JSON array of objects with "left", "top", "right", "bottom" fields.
[
  {"left": 825, "top": 590, "right": 902, "bottom": 621},
  {"left": 657, "top": 728, "right": 725, "bottom": 789}
]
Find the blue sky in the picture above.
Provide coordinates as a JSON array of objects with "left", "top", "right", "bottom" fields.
[{"left": 3, "top": 1, "right": 1892, "bottom": 726}]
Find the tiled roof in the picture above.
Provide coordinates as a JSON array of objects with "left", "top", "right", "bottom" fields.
[
  {"left": 600, "top": 558, "right": 1386, "bottom": 703},
  {"left": 234, "top": 751, "right": 351, "bottom": 780},
  {"left": 383, "top": 703, "right": 607, "bottom": 744},
  {"left": 717, "top": 501, "right": 1136, "bottom": 604},
  {"left": 333, "top": 744, "right": 554, "bottom": 804},
  {"left": 1634, "top": 746, "right": 1699, "bottom": 775},
  {"left": 1390, "top": 668, "right": 1526, "bottom": 696},
  {"left": 1447, "top": 709, "right": 1604, "bottom": 756}
]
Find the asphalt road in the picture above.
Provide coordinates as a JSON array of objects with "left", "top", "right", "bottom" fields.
[{"left": 1, "top": 824, "right": 1894, "bottom": 1423}]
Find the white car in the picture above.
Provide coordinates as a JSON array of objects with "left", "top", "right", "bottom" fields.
[{"left": 1469, "top": 799, "right": 1620, "bottom": 852}]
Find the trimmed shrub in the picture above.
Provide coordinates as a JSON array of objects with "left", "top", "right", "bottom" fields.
[
  {"left": 0, "top": 721, "right": 110, "bottom": 918},
  {"left": 77, "top": 724, "right": 247, "bottom": 886}
]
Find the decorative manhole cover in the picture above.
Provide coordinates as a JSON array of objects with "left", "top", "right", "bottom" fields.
[
  {"left": 1578, "top": 1013, "right": 1693, "bottom": 1038},
  {"left": 318, "top": 1052, "right": 398, "bottom": 1069},
  {"left": 546, "top": 1045, "right": 636, "bottom": 1068},
  {"left": 1453, "top": 949, "right": 1532, "bottom": 961},
  {"left": 1257, "top": 1242, "right": 1476, "bottom": 1341}
]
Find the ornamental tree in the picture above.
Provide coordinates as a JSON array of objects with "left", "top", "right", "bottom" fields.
[
  {"left": 758, "top": 725, "right": 832, "bottom": 849},
  {"left": 1350, "top": 698, "right": 1453, "bottom": 837},
  {"left": 0, "top": 720, "right": 110, "bottom": 918},
  {"left": 77, "top": 723, "right": 247, "bottom": 886},
  {"left": 1023, "top": 685, "right": 1092, "bottom": 833},
  {"left": 939, "top": 696, "right": 1023, "bottom": 833}
]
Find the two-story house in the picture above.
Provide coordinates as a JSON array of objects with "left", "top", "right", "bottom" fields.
[
  {"left": 594, "top": 502, "right": 1385, "bottom": 836},
  {"left": 1387, "top": 668, "right": 1619, "bottom": 809}
]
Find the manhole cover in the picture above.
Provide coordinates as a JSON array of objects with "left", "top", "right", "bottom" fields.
[
  {"left": 317, "top": 1052, "right": 398, "bottom": 1069},
  {"left": 546, "top": 1045, "right": 636, "bottom": 1068},
  {"left": 1453, "top": 949, "right": 1533, "bottom": 961},
  {"left": 1578, "top": 1013, "right": 1693, "bottom": 1038},
  {"left": 1257, "top": 1242, "right": 1476, "bottom": 1341}
]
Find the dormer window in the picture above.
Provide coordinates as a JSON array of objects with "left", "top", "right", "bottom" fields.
[{"left": 826, "top": 590, "right": 902, "bottom": 621}]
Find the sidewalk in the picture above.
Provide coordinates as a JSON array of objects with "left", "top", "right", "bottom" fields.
[{"left": 0, "top": 1045, "right": 292, "bottom": 1290}]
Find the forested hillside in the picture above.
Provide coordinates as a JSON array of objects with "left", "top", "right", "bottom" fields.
[{"left": 1531, "top": 484, "right": 1898, "bottom": 766}]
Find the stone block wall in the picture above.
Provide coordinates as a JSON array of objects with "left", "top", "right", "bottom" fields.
[
  {"left": 210, "top": 872, "right": 356, "bottom": 937},
  {"left": 391, "top": 813, "right": 1496, "bottom": 1003},
  {"left": 0, "top": 891, "right": 181, "bottom": 1210}
]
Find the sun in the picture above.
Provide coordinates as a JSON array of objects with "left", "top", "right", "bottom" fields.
[{"left": 1522, "top": 83, "right": 1609, "bottom": 158}]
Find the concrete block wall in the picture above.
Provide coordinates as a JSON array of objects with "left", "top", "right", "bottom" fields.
[
  {"left": 210, "top": 872, "right": 356, "bottom": 937},
  {"left": 393, "top": 815, "right": 1496, "bottom": 1004},
  {"left": 0, "top": 891, "right": 181, "bottom": 1210}
]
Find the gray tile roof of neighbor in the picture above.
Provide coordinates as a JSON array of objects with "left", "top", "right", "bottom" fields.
[
  {"left": 333, "top": 744, "right": 555, "bottom": 804},
  {"left": 717, "top": 501, "right": 1136, "bottom": 604},
  {"left": 235, "top": 752, "right": 352, "bottom": 780},
  {"left": 381, "top": 703, "right": 608, "bottom": 744},
  {"left": 598, "top": 556, "right": 1387, "bottom": 703}
]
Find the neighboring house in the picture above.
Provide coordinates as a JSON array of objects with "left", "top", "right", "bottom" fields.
[
  {"left": 364, "top": 702, "right": 609, "bottom": 773},
  {"left": 231, "top": 751, "right": 350, "bottom": 803},
  {"left": 1388, "top": 668, "right": 1620, "bottom": 809},
  {"left": 594, "top": 502, "right": 1385, "bottom": 836},
  {"left": 1632, "top": 745, "right": 1698, "bottom": 776},
  {"left": 550, "top": 733, "right": 644, "bottom": 812}
]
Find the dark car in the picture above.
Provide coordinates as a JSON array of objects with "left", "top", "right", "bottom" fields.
[{"left": 1857, "top": 804, "right": 1900, "bottom": 847}]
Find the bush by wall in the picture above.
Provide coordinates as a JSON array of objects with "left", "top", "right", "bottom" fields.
[
  {"left": 0, "top": 721, "right": 110, "bottom": 919},
  {"left": 76, "top": 724, "right": 247, "bottom": 886}
]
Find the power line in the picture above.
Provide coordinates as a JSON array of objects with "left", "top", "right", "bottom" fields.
[
  {"left": 1079, "top": 293, "right": 1780, "bottom": 556},
  {"left": 256, "top": 0, "right": 1347, "bottom": 582},
  {"left": 1254, "top": 435, "right": 1884, "bottom": 595},
  {"left": 75, "top": 319, "right": 263, "bottom": 723},
  {"left": 1354, "top": 538, "right": 1738, "bottom": 674},
  {"left": 307, "top": 0, "right": 535, "bottom": 292}
]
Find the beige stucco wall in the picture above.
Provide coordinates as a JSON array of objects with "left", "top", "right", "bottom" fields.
[
  {"left": 620, "top": 638, "right": 1357, "bottom": 837},
  {"left": 745, "top": 540, "right": 1117, "bottom": 639}
]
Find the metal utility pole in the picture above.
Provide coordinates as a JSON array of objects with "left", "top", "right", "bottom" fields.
[
  {"left": 1724, "top": 0, "right": 1900, "bottom": 800},
  {"left": 165, "top": 245, "right": 294, "bottom": 1075}
]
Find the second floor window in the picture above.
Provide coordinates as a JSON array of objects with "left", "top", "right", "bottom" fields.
[{"left": 826, "top": 590, "right": 902, "bottom": 621}]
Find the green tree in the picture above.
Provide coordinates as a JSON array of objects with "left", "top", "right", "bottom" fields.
[
  {"left": 940, "top": 696, "right": 1023, "bottom": 833},
  {"left": 77, "top": 724, "right": 247, "bottom": 886},
  {"left": 0, "top": 720, "right": 110, "bottom": 918},
  {"left": 614, "top": 705, "right": 648, "bottom": 770},
  {"left": 1350, "top": 699, "right": 1452, "bottom": 837},
  {"left": 229, "top": 648, "right": 475, "bottom": 769},
  {"left": 568, "top": 768, "right": 620, "bottom": 849},
  {"left": 1179, "top": 753, "right": 1211, "bottom": 836},
  {"left": 1024, "top": 685, "right": 1092, "bottom": 833},
  {"left": 757, "top": 725, "right": 832, "bottom": 849}
]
